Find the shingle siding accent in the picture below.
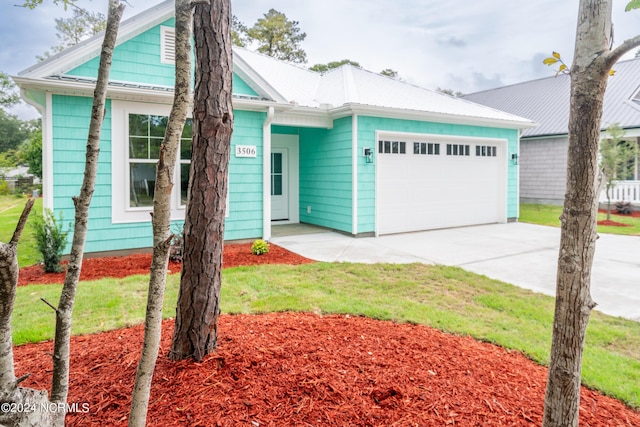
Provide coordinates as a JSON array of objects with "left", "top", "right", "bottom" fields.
[{"left": 520, "top": 137, "right": 568, "bottom": 205}]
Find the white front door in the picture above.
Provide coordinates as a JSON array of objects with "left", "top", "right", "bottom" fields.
[{"left": 271, "top": 148, "right": 289, "bottom": 220}]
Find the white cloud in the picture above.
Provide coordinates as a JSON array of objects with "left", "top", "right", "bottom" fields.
[{"left": 1, "top": 0, "right": 639, "bottom": 119}]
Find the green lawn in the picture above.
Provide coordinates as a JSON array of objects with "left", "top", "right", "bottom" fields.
[
  {"left": 12, "top": 263, "right": 640, "bottom": 409},
  {"left": 0, "top": 195, "right": 42, "bottom": 267},
  {"left": 520, "top": 203, "right": 640, "bottom": 235}
]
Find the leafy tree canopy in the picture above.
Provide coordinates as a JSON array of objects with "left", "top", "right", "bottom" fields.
[
  {"left": 380, "top": 68, "right": 398, "bottom": 78},
  {"left": 18, "top": 128, "right": 43, "bottom": 179},
  {"left": 21, "top": 0, "right": 76, "bottom": 8},
  {"left": 232, "top": 15, "right": 249, "bottom": 47},
  {"left": 38, "top": 7, "right": 106, "bottom": 60},
  {"left": 437, "top": 87, "right": 464, "bottom": 97},
  {"left": 309, "top": 59, "right": 361, "bottom": 73},
  {"left": 0, "top": 72, "right": 19, "bottom": 110},
  {"left": 0, "top": 110, "right": 33, "bottom": 153},
  {"left": 247, "top": 9, "right": 307, "bottom": 63}
]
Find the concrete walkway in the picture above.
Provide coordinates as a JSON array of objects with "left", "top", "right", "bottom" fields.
[{"left": 271, "top": 222, "right": 640, "bottom": 321}]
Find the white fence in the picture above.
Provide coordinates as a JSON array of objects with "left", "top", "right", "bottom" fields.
[{"left": 600, "top": 181, "right": 640, "bottom": 204}]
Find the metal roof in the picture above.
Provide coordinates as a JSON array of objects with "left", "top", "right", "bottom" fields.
[
  {"left": 235, "top": 48, "right": 534, "bottom": 127},
  {"left": 463, "top": 58, "right": 640, "bottom": 138}
]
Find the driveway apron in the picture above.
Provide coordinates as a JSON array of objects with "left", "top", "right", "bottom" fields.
[{"left": 271, "top": 222, "right": 640, "bottom": 321}]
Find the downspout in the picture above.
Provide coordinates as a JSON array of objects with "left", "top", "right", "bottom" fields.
[
  {"left": 516, "top": 129, "right": 521, "bottom": 221},
  {"left": 262, "top": 106, "right": 275, "bottom": 240},
  {"left": 351, "top": 114, "right": 358, "bottom": 235}
]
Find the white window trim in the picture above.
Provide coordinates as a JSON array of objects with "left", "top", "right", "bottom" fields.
[{"left": 112, "top": 100, "right": 187, "bottom": 224}]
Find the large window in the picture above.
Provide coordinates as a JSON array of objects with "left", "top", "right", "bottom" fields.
[
  {"left": 127, "top": 114, "right": 192, "bottom": 208},
  {"left": 112, "top": 101, "right": 193, "bottom": 223}
]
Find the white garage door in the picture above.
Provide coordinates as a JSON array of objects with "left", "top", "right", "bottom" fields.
[{"left": 376, "top": 134, "right": 507, "bottom": 235}]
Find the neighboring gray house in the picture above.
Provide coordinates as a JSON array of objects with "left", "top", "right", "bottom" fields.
[{"left": 464, "top": 57, "right": 640, "bottom": 206}]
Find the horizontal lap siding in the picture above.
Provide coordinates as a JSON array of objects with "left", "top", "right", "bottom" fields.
[
  {"left": 299, "top": 117, "right": 353, "bottom": 233},
  {"left": 520, "top": 137, "right": 567, "bottom": 205},
  {"left": 357, "top": 116, "right": 519, "bottom": 233},
  {"left": 68, "top": 20, "right": 176, "bottom": 87},
  {"left": 68, "top": 19, "right": 258, "bottom": 98},
  {"left": 52, "top": 94, "right": 264, "bottom": 253},
  {"left": 51, "top": 95, "right": 131, "bottom": 253},
  {"left": 226, "top": 110, "right": 265, "bottom": 240},
  {"left": 54, "top": 19, "right": 265, "bottom": 252}
]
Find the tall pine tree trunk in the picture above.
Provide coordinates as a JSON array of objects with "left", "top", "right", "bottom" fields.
[
  {"left": 128, "top": 1, "right": 191, "bottom": 425},
  {"left": 49, "top": 2, "right": 124, "bottom": 424},
  {"left": 170, "top": 0, "right": 233, "bottom": 361},
  {"left": 543, "top": 1, "right": 640, "bottom": 426}
]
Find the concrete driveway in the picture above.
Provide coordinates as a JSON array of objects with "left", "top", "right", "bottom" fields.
[{"left": 271, "top": 222, "right": 640, "bottom": 321}]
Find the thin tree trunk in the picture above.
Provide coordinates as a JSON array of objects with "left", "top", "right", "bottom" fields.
[
  {"left": 0, "top": 203, "right": 54, "bottom": 427},
  {"left": 170, "top": 0, "right": 233, "bottom": 361},
  {"left": 128, "top": 1, "right": 191, "bottom": 425},
  {"left": 0, "top": 201, "right": 47, "bottom": 427},
  {"left": 49, "top": 2, "right": 124, "bottom": 424},
  {"left": 543, "top": 1, "right": 640, "bottom": 426},
  {"left": 0, "top": 199, "right": 34, "bottom": 394}
]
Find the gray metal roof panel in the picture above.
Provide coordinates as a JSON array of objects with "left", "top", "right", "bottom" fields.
[{"left": 463, "top": 58, "right": 640, "bottom": 137}]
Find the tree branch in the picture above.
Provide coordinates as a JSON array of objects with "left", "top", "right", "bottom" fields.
[
  {"left": 40, "top": 298, "right": 59, "bottom": 313},
  {"left": 9, "top": 198, "right": 35, "bottom": 246},
  {"left": 604, "top": 34, "right": 640, "bottom": 69}
]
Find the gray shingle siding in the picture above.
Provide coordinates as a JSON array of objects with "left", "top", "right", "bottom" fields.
[{"left": 520, "top": 137, "right": 567, "bottom": 205}]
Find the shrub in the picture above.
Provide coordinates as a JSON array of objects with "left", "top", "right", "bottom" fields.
[
  {"left": 251, "top": 239, "right": 269, "bottom": 256},
  {"left": 615, "top": 201, "right": 632, "bottom": 215},
  {"left": 33, "top": 209, "right": 69, "bottom": 273},
  {"left": 0, "top": 180, "right": 9, "bottom": 195}
]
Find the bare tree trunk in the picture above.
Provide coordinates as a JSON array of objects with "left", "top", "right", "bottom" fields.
[
  {"left": 543, "top": 1, "right": 640, "bottom": 426},
  {"left": 49, "top": 2, "right": 124, "bottom": 425},
  {"left": 0, "top": 199, "right": 34, "bottom": 394},
  {"left": 128, "top": 1, "right": 192, "bottom": 425},
  {"left": 0, "top": 200, "right": 51, "bottom": 427},
  {"left": 170, "top": 0, "right": 233, "bottom": 361}
]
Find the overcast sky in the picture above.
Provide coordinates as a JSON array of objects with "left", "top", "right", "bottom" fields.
[{"left": 2, "top": 0, "right": 639, "bottom": 120}]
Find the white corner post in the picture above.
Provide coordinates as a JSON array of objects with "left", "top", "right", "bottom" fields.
[{"left": 262, "top": 106, "right": 275, "bottom": 240}]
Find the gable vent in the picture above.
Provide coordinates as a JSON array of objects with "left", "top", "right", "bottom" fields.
[{"left": 160, "top": 26, "right": 175, "bottom": 64}]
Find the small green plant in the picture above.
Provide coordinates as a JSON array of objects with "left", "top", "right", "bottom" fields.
[
  {"left": 0, "top": 180, "right": 9, "bottom": 195},
  {"left": 251, "top": 239, "right": 269, "bottom": 255},
  {"left": 32, "top": 209, "right": 69, "bottom": 273}
]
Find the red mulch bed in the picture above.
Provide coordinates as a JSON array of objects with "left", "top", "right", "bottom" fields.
[
  {"left": 17, "top": 242, "right": 313, "bottom": 286},
  {"left": 14, "top": 314, "right": 640, "bottom": 426},
  {"left": 13, "top": 244, "right": 640, "bottom": 426},
  {"left": 597, "top": 219, "right": 632, "bottom": 227},
  {"left": 597, "top": 209, "right": 637, "bottom": 227}
]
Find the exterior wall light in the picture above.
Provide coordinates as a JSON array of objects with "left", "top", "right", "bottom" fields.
[
  {"left": 511, "top": 153, "right": 519, "bottom": 165},
  {"left": 363, "top": 147, "right": 373, "bottom": 163}
]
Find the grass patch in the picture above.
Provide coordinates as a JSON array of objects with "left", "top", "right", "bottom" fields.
[
  {"left": 0, "top": 195, "right": 42, "bottom": 267},
  {"left": 12, "top": 262, "right": 640, "bottom": 409},
  {"left": 520, "top": 203, "right": 640, "bottom": 235}
]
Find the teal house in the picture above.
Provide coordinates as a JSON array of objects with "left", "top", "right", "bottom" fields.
[{"left": 14, "top": 0, "right": 534, "bottom": 255}]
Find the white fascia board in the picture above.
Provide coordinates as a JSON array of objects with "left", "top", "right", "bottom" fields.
[
  {"left": 233, "top": 54, "right": 288, "bottom": 104},
  {"left": 14, "top": 76, "right": 176, "bottom": 105},
  {"left": 329, "top": 104, "right": 537, "bottom": 131},
  {"left": 18, "top": 0, "right": 175, "bottom": 79}
]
